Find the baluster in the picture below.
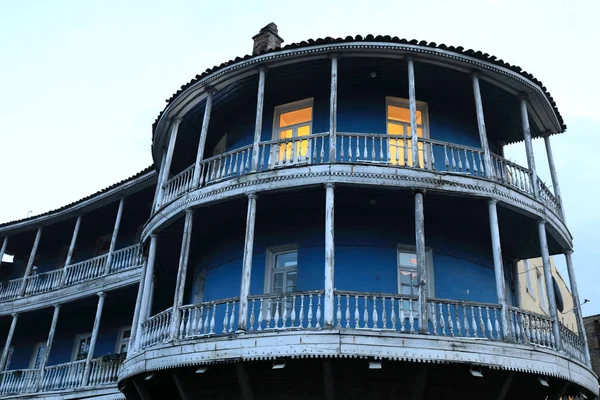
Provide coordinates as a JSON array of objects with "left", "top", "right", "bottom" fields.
[
  {"left": 348, "top": 136, "right": 353, "bottom": 161},
  {"left": 461, "top": 304, "right": 468, "bottom": 337},
  {"left": 229, "top": 300, "right": 236, "bottom": 332},
  {"left": 479, "top": 153, "right": 485, "bottom": 177},
  {"left": 281, "top": 295, "right": 288, "bottom": 328},
  {"left": 423, "top": 141, "right": 429, "bottom": 168},
  {"left": 312, "top": 137, "right": 317, "bottom": 163},
  {"left": 249, "top": 300, "right": 255, "bottom": 332},
  {"left": 363, "top": 136, "right": 368, "bottom": 160},
  {"left": 179, "top": 308, "right": 186, "bottom": 338},
  {"left": 430, "top": 302, "right": 437, "bottom": 335},
  {"left": 292, "top": 140, "right": 298, "bottom": 164},
  {"left": 290, "top": 296, "right": 296, "bottom": 327},
  {"left": 511, "top": 311, "right": 519, "bottom": 343},
  {"left": 363, "top": 295, "right": 369, "bottom": 328},
  {"left": 452, "top": 147, "right": 458, "bottom": 171},
  {"left": 403, "top": 136, "right": 408, "bottom": 166},
  {"left": 391, "top": 298, "right": 397, "bottom": 331},
  {"left": 260, "top": 145, "right": 267, "bottom": 170},
  {"left": 395, "top": 138, "right": 400, "bottom": 165},
  {"left": 299, "top": 295, "right": 305, "bottom": 328},
  {"left": 336, "top": 295, "right": 342, "bottom": 328},
  {"left": 232, "top": 152, "right": 239, "bottom": 175},
  {"left": 257, "top": 299, "right": 264, "bottom": 331},
  {"left": 399, "top": 301, "right": 406, "bottom": 332},
  {"left": 321, "top": 135, "right": 325, "bottom": 162},
  {"left": 438, "top": 303, "right": 446, "bottom": 336},
  {"left": 447, "top": 303, "right": 454, "bottom": 336},
  {"left": 523, "top": 314, "right": 530, "bottom": 344},
  {"left": 209, "top": 304, "right": 216, "bottom": 334},
  {"left": 372, "top": 296, "right": 378, "bottom": 329},
  {"left": 470, "top": 305, "right": 477, "bottom": 337},
  {"left": 340, "top": 135, "right": 345, "bottom": 160},
  {"left": 430, "top": 143, "right": 436, "bottom": 170},
  {"left": 241, "top": 150, "right": 248, "bottom": 173},
  {"left": 193, "top": 306, "right": 203, "bottom": 336},
  {"left": 307, "top": 295, "right": 313, "bottom": 328},
  {"left": 455, "top": 304, "right": 462, "bottom": 337},
  {"left": 464, "top": 149, "right": 470, "bottom": 173},
  {"left": 354, "top": 295, "right": 360, "bottom": 329},
  {"left": 202, "top": 305, "right": 210, "bottom": 335},
  {"left": 223, "top": 302, "right": 230, "bottom": 333},
  {"left": 379, "top": 136, "right": 384, "bottom": 161},
  {"left": 382, "top": 297, "right": 387, "bottom": 329},
  {"left": 273, "top": 298, "right": 281, "bottom": 328},
  {"left": 494, "top": 308, "right": 500, "bottom": 340},
  {"left": 408, "top": 299, "right": 415, "bottom": 333},
  {"left": 371, "top": 136, "right": 375, "bottom": 161},
  {"left": 485, "top": 307, "right": 493, "bottom": 339},
  {"left": 444, "top": 145, "right": 450, "bottom": 171},
  {"left": 471, "top": 152, "right": 478, "bottom": 176},
  {"left": 265, "top": 298, "right": 272, "bottom": 329},
  {"left": 316, "top": 295, "right": 322, "bottom": 329},
  {"left": 478, "top": 306, "right": 485, "bottom": 338}
]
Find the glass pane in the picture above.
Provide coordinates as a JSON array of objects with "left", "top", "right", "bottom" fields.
[
  {"left": 275, "top": 251, "right": 298, "bottom": 269},
  {"left": 388, "top": 122, "right": 405, "bottom": 135},
  {"left": 273, "top": 273, "right": 284, "bottom": 292},
  {"left": 286, "top": 271, "right": 297, "bottom": 293},
  {"left": 122, "top": 329, "right": 131, "bottom": 339},
  {"left": 388, "top": 105, "right": 422, "bottom": 125},
  {"left": 279, "top": 129, "right": 293, "bottom": 139},
  {"left": 399, "top": 252, "right": 417, "bottom": 268},
  {"left": 279, "top": 107, "right": 312, "bottom": 127}
]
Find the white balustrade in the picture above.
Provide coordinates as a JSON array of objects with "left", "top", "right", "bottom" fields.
[
  {"left": 23, "top": 269, "right": 63, "bottom": 296},
  {"left": 247, "top": 291, "right": 325, "bottom": 331},
  {"left": 162, "top": 164, "right": 195, "bottom": 205},
  {"left": 199, "top": 144, "right": 254, "bottom": 187},
  {"left": 429, "top": 299, "right": 501, "bottom": 340},
  {"left": 491, "top": 155, "right": 535, "bottom": 195},
  {"left": 88, "top": 358, "right": 122, "bottom": 386},
  {"left": 107, "top": 244, "right": 143, "bottom": 273},
  {"left": 179, "top": 297, "right": 239, "bottom": 339},
  {"left": 0, "top": 278, "right": 22, "bottom": 301},
  {"left": 41, "top": 360, "right": 85, "bottom": 391},
  {"left": 538, "top": 180, "right": 561, "bottom": 217},
  {"left": 64, "top": 253, "right": 108, "bottom": 285},
  {"left": 509, "top": 307, "right": 556, "bottom": 349},
  {"left": 559, "top": 323, "right": 587, "bottom": 363},
  {"left": 0, "top": 369, "right": 39, "bottom": 395},
  {"left": 257, "top": 133, "right": 329, "bottom": 170},
  {"left": 140, "top": 307, "right": 172, "bottom": 348}
]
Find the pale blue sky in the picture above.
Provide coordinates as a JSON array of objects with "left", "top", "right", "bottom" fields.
[{"left": 0, "top": 0, "right": 598, "bottom": 314}]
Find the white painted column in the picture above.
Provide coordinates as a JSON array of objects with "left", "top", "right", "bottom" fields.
[
  {"left": 472, "top": 74, "right": 494, "bottom": 178},
  {"left": 543, "top": 134, "right": 566, "bottom": 221},
  {"left": 488, "top": 200, "right": 510, "bottom": 340},
  {"left": 191, "top": 91, "right": 214, "bottom": 189},
  {"left": 82, "top": 292, "right": 105, "bottom": 386},
  {"left": 414, "top": 191, "right": 428, "bottom": 333},
  {"left": 151, "top": 149, "right": 167, "bottom": 211},
  {"left": 0, "top": 237, "right": 8, "bottom": 267},
  {"left": 19, "top": 227, "right": 42, "bottom": 297},
  {"left": 147, "top": 278, "right": 155, "bottom": 320},
  {"left": 171, "top": 210, "right": 194, "bottom": 339},
  {"left": 61, "top": 216, "right": 81, "bottom": 286},
  {"left": 537, "top": 220, "right": 561, "bottom": 349},
  {"left": 39, "top": 304, "right": 60, "bottom": 385},
  {"left": 0, "top": 313, "right": 18, "bottom": 371},
  {"left": 105, "top": 198, "right": 125, "bottom": 274},
  {"left": 564, "top": 251, "right": 592, "bottom": 366},
  {"left": 155, "top": 117, "right": 182, "bottom": 211},
  {"left": 128, "top": 258, "right": 147, "bottom": 353},
  {"left": 251, "top": 69, "right": 266, "bottom": 171},
  {"left": 324, "top": 183, "right": 335, "bottom": 328},
  {"left": 511, "top": 258, "right": 522, "bottom": 308},
  {"left": 329, "top": 56, "right": 338, "bottom": 162},
  {"left": 520, "top": 97, "right": 539, "bottom": 199},
  {"left": 407, "top": 57, "right": 420, "bottom": 168},
  {"left": 238, "top": 194, "right": 257, "bottom": 332},
  {"left": 134, "top": 235, "right": 158, "bottom": 351}
]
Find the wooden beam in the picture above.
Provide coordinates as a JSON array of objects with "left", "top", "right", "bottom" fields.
[
  {"left": 410, "top": 364, "right": 428, "bottom": 400},
  {"left": 496, "top": 371, "right": 514, "bottom": 400},
  {"left": 323, "top": 359, "right": 335, "bottom": 400},
  {"left": 235, "top": 362, "right": 254, "bottom": 400},
  {"left": 172, "top": 371, "right": 195, "bottom": 400},
  {"left": 133, "top": 378, "right": 154, "bottom": 400}
]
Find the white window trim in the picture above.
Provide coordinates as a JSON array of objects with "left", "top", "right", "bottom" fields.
[
  {"left": 264, "top": 244, "right": 298, "bottom": 294},
  {"left": 397, "top": 245, "right": 435, "bottom": 297},
  {"left": 385, "top": 97, "right": 430, "bottom": 139},
  {"left": 272, "top": 98, "right": 314, "bottom": 141},
  {"left": 29, "top": 342, "right": 46, "bottom": 369},
  {"left": 115, "top": 326, "right": 132, "bottom": 354},
  {"left": 71, "top": 332, "right": 92, "bottom": 362},
  {"left": 523, "top": 259, "right": 536, "bottom": 300}
]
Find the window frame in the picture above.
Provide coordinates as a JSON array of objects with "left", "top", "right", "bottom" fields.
[
  {"left": 264, "top": 244, "right": 299, "bottom": 294},
  {"left": 397, "top": 245, "right": 435, "bottom": 297},
  {"left": 523, "top": 259, "right": 536, "bottom": 300},
  {"left": 29, "top": 342, "right": 46, "bottom": 370},
  {"left": 71, "top": 332, "right": 92, "bottom": 362},
  {"left": 385, "top": 97, "right": 430, "bottom": 138},
  {"left": 115, "top": 326, "right": 132, "bottom": 355},
  {"left": 272, "top": 98, "right": 314, "bottom": 141}
]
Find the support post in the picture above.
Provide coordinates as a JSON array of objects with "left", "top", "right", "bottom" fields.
[
  {"left": 0, "top": 237, "right": 8, "bottom": 267},
  {"left": 105, "top": 198, "right": 125, "bottom": 274},
  {"left": 414, "top": 191, "right": 428, "bottom": 333},
  {"left": 407, "top": 57, "right": 420, "bottom": 167},
  {"left": 39, "top": 304, "right": 60, "bottom": 386},
  {"left": 324, "top": 183, "right": 335, "bottom": 328},
  {"left": 511, "top": 258, "right": 522, "bottom": 308},
  {"left": 19, "top": 227, "right": 42, "bottom": 297},
  {"left": 0, "top": 313, "right": 18, "bottom": 371},
  {"left": 82, "top": 292, "right": 105, "bottom": 386},
  {"left": 520, "top": 97, "right": 539, "bottom": 199},
  {"left": 251, "top": 69, "right": 266, "bottom": 171},
  {"left": 235, "top": 362, "right": 255, "bottom": 400},
  {"left": 172, "top": 372, "right": 195, "bottom": 400},
  {"left": 129, "top": 258, "right": 147, "bottom": 352},
  {"left": 488, "top": 200, "right": 510, "bottom": 340},
  {"left": 155, "top": 117, "right": 182, "bottom": 211},
  {"left": 191, "top": 91, "right": 214, "bottom": 189},
  {"left": 329, "top": 55, "right": 338, "bottom": 162},
  {"left": 543, "top": 134, "right": 566, "bottom": 221},
  {"left": 61, "top": 216, "right": 81, "bottom": 286},
  {"left": 151, "top": 149, "right": 167, "bottom": 211},
  {"left": 537, "top": 221, "right": 561, "bottom": 349},
  {"left": 238, "top": 194, "right": 257, "bottom": 332},
  {"left": 171, "top": 210, "right": 194, "bottom": 339},
  {"left": 472, "top": 73, "right": 494, "bottom": 178},
  {"left": 564, "top": 251, "right": 592, "bottom": 366},
  {"left": 134, "top": 235, "right": 158, "bottom": 351}
]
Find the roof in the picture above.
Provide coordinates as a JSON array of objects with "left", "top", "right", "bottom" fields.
[{"left": 152, "top": 35, "right": 566, "bottom": 136}]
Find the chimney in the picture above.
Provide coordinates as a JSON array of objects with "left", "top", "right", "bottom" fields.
[{"left": 252, "top": 23, "right": 284, "bottom": 55}]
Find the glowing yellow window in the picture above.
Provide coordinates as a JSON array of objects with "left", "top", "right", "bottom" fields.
[
  {"left": 274, "top": 99, "right": 313, "bottom": 163},
  {"left": 386, "top": 98, "right": 427, "bottom": 167}
]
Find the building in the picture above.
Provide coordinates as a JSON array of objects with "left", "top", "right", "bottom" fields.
[
  {"left": 0, "top": 24, "right": 596, "bottom": 399},
  {"left": 584, "top": 314, "right": 600, "bottom": 379}
]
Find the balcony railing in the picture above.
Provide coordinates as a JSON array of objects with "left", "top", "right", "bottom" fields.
[
  {"left": 159, "top": 133, "right": 562, "bottom": 220},
  {"left": 0, "top": 244, "right": 142, "bottom": 303},
  {"left": 41, "top": 360, "right": 86, "bottom": 391},
  {"left": 140, "top": 306, "right": 172, "bottom": 349}
]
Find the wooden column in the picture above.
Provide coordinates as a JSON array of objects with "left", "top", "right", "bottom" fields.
[
  {"left": 324, "top": 183, "right": 335, "bottom": 328},
  {"left": 251, "top": 69, "right": 266, "bottom": 171},
  {"left": 544, "top": 134, "right": 566, "bottom": 221},
  {"left": 155, "top": 117, "right": 182, "bottom": 211},
  {"left": 134, "top": 235, "right": 158, "bottom": 351},
  {"left": 128, "top": 258, "right": 147, "bottom": 353},
  {"left": 472, "top": 73, "right": 494, "bottom": 178},
  {"left": 151, "top": 149, "right": 167, "bottom": 211},
  {"left": 61, "top": 216, "right": 81, "bottom": 286},
  {"left": 19, "top": 227, "right": 42, "bottom": 296},
  {"left": 171, "top": 210, "right": 194, "bottom": 339},
  {"left": 488, "top": 200, "right": 510, "bottom": 340},
  {"left": 564, "top": 251, "right": 592, "bottom": 366},
  {"left": 0, "top": 313, "right": 18, "bottom": 371},
  {"left": 191, "top": 90, "right": 214, "bottom": 189},
  {"left": 0, "top": 237, "right": 8, "bottom": 267},
  {"left": 537, "top": 221, "right": 561, "bottom": 349},
  {"left": 105, "top": 198, "right": 125, "bottom": 274},
  {"left": 414, "top": 191, "right": 428, "bottom": 333},
  {"left": 511, "top": 258, "right": 522, "bottom": 308},
  {"left": 238, "top": 194, "right": 257, "bottom": 332},
  {"left": 329, "top": 55, "right": 338, "bottom": 162},
  {"left": 520, "top": 97, "right": 539, "bottom": 199},
  {"left": 82, "top": 292, "right": 105, "bottom": 386},
  {"left": 39, "top": 304, "right": 60, "bottom": 386},
  {"left": 407, "top": 57, "right": 420, "bottom": 167}
]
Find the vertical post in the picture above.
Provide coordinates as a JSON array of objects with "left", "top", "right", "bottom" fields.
[
  {"left": 61, "top": 216, "right": 81, "bottom": 286},
  {"left": 511, "top": 258, "right": 522, "bottom": 308},
  {"left": 171, "top": 210, "right": 194, "bottom": 339},
  {"left": 564, "top": 251, "right": 592, "bottom": 366},
  {"left": 472, "top": 73, "right": 494, "bottom": 178},
  {"left": 543, "top": 135, "right": 566, "bottom": 221},
  {"left": 105, "top": 198, "right": 125, "bottom": 274},
  {"left": 488, "top": 200, "right": 510, "bottom": 340},
  {"left": 537, "top": 220, "right": 561, "bottom": 349},
  {"left": 238, "top": 194, "right": 257, "bottom": 332},
  {"left": 19, "top": 227, "right": 42, "bottom": 297},
  {"left": 520, "top": 97, "right": 539, "bottom": 199},
  {"left": 414, "top": 190, "right": 428, "bottom": 333},
  {"left": 151, "top": 149, "right": 167, "bottom": 211},
  {"left": 134, "top": 235, "right": 158, "bottom": 351},
  {"left": 128, "top": 258, "right": 147, "bottom": 352},
  {"left": 329, "top": 55, "right": 338, "bottom": 162},
  {"left": 407, "top": 57, "right": 420, "bottom": 167},
  {"left": 147, "top": 278, "right": 155, "bottom": 319},
  {"left": 0, "top": 313, "right": 18, "bottom": 371},
  {"left": 82, "top": 292, "right": 105, "bottom": 386},
  {"left": 324, "top": 183, "right": 335, "bottom": 328},
  {"left": 39, "top": 304, "right": 60, "bottom": 386},
  {"left": 191, "top": 91, "right": 214, "bottom": 189},
  {"left": 0, "top": 237, "right": 8, "bottom": 267},
  {"left": 251, "top": 69, "right": 266, "bottom": 171},
  {"left": 155, "top": 117, "right": 182, "bottom": 211}
]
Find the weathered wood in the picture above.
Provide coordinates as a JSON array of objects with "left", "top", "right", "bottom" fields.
[
  {"left": 251, "top": 69, "right": 266, "bottom": 171},
  {"left": 472, "top": 74, "right": 494, "bottom": 178},
  {"left": 238, "top": 194, "right": 257, "bottom": 331},
  {"left": 520, "top": 97, "right": 539, "bottom": 199},
  {"left": 82, "top": 292, "right": 105, "bottom": 386},
  {"left": 565, "top": 251, "right": 592, "bottom": 367},
  {"left": 324, "top": 184, "right": 335, "bottom": 328},
  {"left": 19, "top": 227, "right": 42, "bottom": 296},
  {"left": 544, "top": 135, "right": 566, "bottom": 221},
  {"left": 410, "top": 364, "right": 428, "bottom": 400},
  {"left": 61, "top": 216, "right": 81, "bottom": 286},
  {"left": 0, "top": 313, "right": 18, "bottom": 371},
  {"left": 414, "top": 191, "right": 428, "bottom": 333},
  {"left": 129, "top": 258, "right": 147, "bottom": 353},
  {"left": 538, "top": 221, "right": 561, "bottom": 349},
  {"left": 488, "top": 200, "right": 510, "bottom": 340},
  {"left": 329, "top": 56, "right": 338, "bottom": 162},
  {"left": 496, "top": 371, "right": 514, "bottom": 400},
  {"left": 135, "top": 235, "right": 158, "bottom": 351},
  {"left": 172, "top": 371, "right": 195, "bottom": 400},
  {"left": 171, "top": 210, "right": 194, "bottom": 338},
  {"left": 511, "top": 258, "right": 522, "bottom": 308},
  {"left": 323, "top": 359, "right": 335, "bottom": 400},
  {"left": 151, "top": 149, "right": 167, "bottom": 211},
  {"left": 105, "top": 198, "right": 125, "bottom": 274},
  {"left": 155, "top": 117, "right": 182, "bottom": 211},
  {"left": 192, "top": 90, "right": 214, "bottom": 189},
  {"left": 235, "top": 362, "right": 254, "bottom": 400},
  {"left": 38, "top": 304, "right": 60, "bottom": 388},
  {"left": 407, "top": 57, "right": 419, "bottom": 168}
]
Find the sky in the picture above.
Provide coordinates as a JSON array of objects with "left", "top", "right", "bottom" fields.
[{"left": 0, "top": 0, "right": 598, "bottom": 315}]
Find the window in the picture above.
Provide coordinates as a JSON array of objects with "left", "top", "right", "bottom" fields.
[
  {"left": 537, "top": 271, "right": 548, "bottom": 312},
  {"left": 397, "top": 247, "right": 434, "bottom": 297},
  {"left": 71, "top": 333, "right": 92, "bottom": 361},
  {"left": 29, "top": 342, "right": 46, "bottom": 369},
  {"left": 265, "top": 246, "right": 298, "bottom": 318},
  {"left": 523, "top": 260, "right": 535, "bottom": 300},
  {"left": 386, "top": 97, "right": 428, "bottom": 167},
  {"left": 273, "top": 99, "right": 313, "bottom": 164},
  {"left": 115, "top": 326, "right": 131, "bottom": 355},
  {"left": 213, "top": 133, "right": 227, "bottom": 156}
]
